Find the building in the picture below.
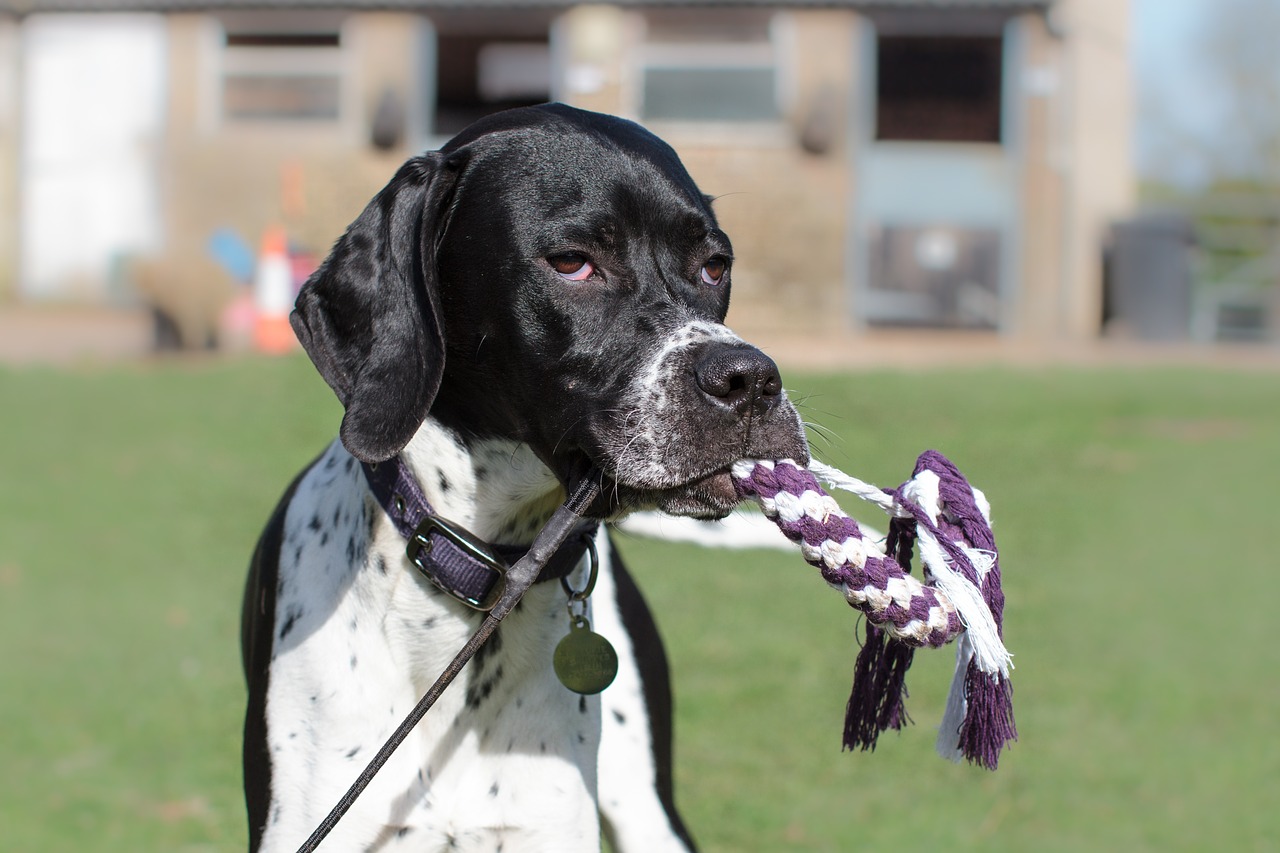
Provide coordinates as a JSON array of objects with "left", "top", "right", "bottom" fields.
[{"left": 0, "top": 0, "right": 1133, "bottom": 347}]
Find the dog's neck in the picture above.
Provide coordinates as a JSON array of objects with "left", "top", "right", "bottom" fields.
[{"left": 396, "top": 417, "right": 565, "bottom": 547}]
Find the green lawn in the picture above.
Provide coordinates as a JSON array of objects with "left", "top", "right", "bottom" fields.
[{"left": 2, "top": 356, "right": 1277, "bottom": 851}]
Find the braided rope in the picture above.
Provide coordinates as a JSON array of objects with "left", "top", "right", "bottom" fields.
[
  {"left": 731, "top": 459, "right": 963, "bottom": 647},
  {"left": 729, "top": 451, "right": 1017, "bottom": 770}
]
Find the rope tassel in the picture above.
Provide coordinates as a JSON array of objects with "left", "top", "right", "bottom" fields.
[{"left": 730, "top": 451, "right": 1016, "bottom": 770}]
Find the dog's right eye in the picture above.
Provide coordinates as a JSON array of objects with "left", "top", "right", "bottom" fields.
[{"left": 548, "top": 254, "right": 595, "bottom": 282}]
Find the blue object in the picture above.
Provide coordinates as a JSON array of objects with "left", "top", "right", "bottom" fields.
[{"left": 208, "top": 228, "right": 256, "bottom": 285}]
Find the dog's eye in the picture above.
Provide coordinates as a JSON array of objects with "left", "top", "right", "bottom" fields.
[
  {"left": 701, "top": 258, "right": 728, "bottom": 286},
  {"left": 549, "top": 254, "right": 595, "bottom": 282}
]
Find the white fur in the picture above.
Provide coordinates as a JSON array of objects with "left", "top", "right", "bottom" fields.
[
  {"left": 257, "top": 424, "right": 690, "bottom": 852},
  {"left": 593, "top": 543, "right": 693, "bottom": 851},
  {"left": 611, "top": 319, "right": 750, "bottom": 488}
]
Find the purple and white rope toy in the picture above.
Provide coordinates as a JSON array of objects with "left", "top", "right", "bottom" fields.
[{"left": 729, "top": 450, "right": 1016, "bottom": 770}]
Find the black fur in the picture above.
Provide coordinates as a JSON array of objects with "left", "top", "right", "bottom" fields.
[
  {"left": 244, "top": 103, "right": 809, "bottom": 852},
  {"left": 291, "top": 103, "right": 806, "bottom": 514}
]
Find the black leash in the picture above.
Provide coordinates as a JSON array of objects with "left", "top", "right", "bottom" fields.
[{"left": 294, "top": 472, "right": 604, "bottom": 853}]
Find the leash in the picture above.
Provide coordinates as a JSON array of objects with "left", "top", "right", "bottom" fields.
[{"left": 294, "top": 472, "right": 604, "bottom": 853}]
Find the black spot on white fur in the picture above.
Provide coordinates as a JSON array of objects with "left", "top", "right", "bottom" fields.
[
  {"left": 277, "top": 607, "right": 301, "bottom": 641},
  {"left": 473, "top": 626, "right": 503, "bottom": 666},
  {"left": 465, "top": 665, "right": 503, "bottom": 711}
]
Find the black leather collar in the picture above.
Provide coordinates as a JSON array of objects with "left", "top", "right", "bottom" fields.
[{"left": 362, "top": 456, "right": 598, "bottom": 611}]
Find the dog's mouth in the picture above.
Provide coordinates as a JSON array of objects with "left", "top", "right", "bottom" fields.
[
  {"left": 649, "top": 468, "right": 740, "bottom": 518},
  {"left": 569, "top": 462, "right": 741, "bottom": 521},
  {"left": 557, "top": 386, "right": 810, "bottom": 521}
]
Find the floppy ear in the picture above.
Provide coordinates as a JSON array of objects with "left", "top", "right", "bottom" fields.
[{"left": 291, "top": 153, "right": 462, "bottom": 463}]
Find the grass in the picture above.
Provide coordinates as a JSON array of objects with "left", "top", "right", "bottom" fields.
[{"left": 2, "top": 355, "right": 1278, "bottom": 851}]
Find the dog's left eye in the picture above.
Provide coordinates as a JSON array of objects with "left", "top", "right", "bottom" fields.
[
  {"left": 701, "top": 258, "right": 727, "bottom": 286},
  {"left": 549, "top": 254, "right": 595, "bottom": 282}
]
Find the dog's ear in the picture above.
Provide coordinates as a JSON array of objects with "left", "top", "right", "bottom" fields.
[{"left": 291, "top": 153, "right": 462, "bottom": 463}]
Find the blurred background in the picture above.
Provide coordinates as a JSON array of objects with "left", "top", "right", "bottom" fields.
[
  {"left": 2, "top": 0, "right": 1278, "bottom": 362},
  {"left": 2, "top": 1, "right": 1280, "bottom": 851}
]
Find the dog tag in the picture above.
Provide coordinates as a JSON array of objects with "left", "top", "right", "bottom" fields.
[{"left": 553, "top": 616, "right": 618, "bottom": 695}]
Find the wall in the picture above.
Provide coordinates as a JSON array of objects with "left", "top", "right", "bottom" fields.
[
  {"left": 560, "top": 4, "right": 1134, "bottom": 342},
  {"left": 1016, "top": 10, "right": 1068, "bottom": 338},
  {"left": 693, "top": 11, "right": 858, "bottom": 339},
  {"left": 562, "top": 8, "right": 859, "bottom": 338},
  {"left": 1055, "top": 0, "right": 1135, "bottom": 338},
  {"left": 153, "top": 11, "right": 428, "bottom": 344}
]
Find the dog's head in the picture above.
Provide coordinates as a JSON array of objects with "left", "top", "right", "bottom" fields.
[{"left": 293, "top": 103, "right": 808, "bottom": 518}]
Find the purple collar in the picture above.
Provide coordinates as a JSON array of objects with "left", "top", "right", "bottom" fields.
[{"left": 362, "top": 457, "right": 598, "bottom": 611}]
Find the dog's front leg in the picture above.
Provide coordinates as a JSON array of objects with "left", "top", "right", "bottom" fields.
[{"left": 592, "top": 532, "right": 698, "bottom": 852}]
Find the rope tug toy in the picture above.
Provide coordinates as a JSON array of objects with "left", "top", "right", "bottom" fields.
[{"left": 729, "top": 450, "right": 1016, "bottom": 770}]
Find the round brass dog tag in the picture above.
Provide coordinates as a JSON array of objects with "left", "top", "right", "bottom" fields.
[{"left": 554, "top": 618, "right": 618, "bottom": 695}]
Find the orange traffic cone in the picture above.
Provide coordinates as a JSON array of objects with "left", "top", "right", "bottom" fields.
[{"left": 252, "top": 225, "right": 296, "bottom": 354}]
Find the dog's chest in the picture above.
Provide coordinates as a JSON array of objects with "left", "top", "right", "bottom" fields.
[{"left": 263, "top": 440, "right": 603, "bottom": 850}]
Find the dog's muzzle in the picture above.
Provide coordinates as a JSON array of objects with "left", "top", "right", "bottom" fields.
[{"left": 594, "top": 337, "right": 809, "bottom": 520}]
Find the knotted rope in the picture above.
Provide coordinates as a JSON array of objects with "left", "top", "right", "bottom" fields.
[{"left": 729, "top": 450, "right": 1016, "bottom": 770}]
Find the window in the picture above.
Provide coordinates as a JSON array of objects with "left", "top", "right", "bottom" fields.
[
  {"left": 876, "top": 35, "right": 1003, "bottom": 143},
  {"left": 424, "top": 10, "right": 555, "bottom": 137},
  {"left": 219, "top": 16, "right": 345, "bottom": 122},
  {"left": 865, "top": 225, "right": 1002, "bottom": 329},
  {"left": 433, "top": 34, "right": 551, "bottom": 137},
  {"left": 638, "top": 11, "right": 780, "bottom": 124}
]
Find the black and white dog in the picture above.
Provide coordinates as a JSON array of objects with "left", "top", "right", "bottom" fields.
[{"left": 241, "top": 103, "right": 809, "bottom": 852}]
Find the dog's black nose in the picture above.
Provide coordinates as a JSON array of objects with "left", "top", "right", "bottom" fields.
[{"left": 694, "top": 344, "right": 783, "bottom": 417}]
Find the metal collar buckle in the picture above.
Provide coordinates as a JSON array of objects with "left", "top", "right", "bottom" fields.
[{"left": 406, "top": 515, "right": 508, "bottom": 611}]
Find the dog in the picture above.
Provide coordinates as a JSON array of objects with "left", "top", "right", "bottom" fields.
[{"left": 241, "top": 103, "right": 810, "bottom": 852}]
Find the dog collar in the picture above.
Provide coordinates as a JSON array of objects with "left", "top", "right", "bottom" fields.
[{"left": 362, "top": 457, "right": 598, "bottom": 611}]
